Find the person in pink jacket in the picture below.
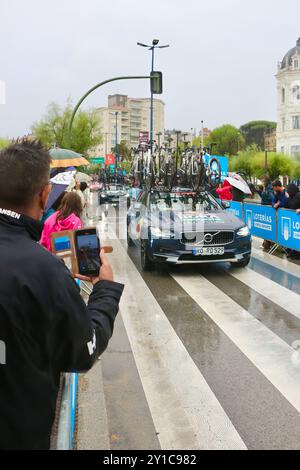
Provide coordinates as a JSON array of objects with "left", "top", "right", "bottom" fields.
[
  {"left": 40, "top": 192, "right": 83, "bottom": 252},
  {"left": 216, "top": 180, "right": 233, "bottom": 201}
]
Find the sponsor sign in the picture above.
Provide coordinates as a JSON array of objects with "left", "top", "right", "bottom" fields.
[
  {"left": 227, "top": 201, "right": 243, "bottom": 220},
  {"left": 105, "top": 154, "right": 115, "bottom": 165},
  {"left": 90, "top": 157, "right": 105, "bottom": 165},
  {"left": 139, "top": 131, "right": 149, "bottom": 147},
  {"left": 277, "top": 209, "right": 300, "bottom": 250},
  {"left": 204, "top": 155, "right": 229, "bottom": 181},
  {"left": 244, "top": 203, "right": 277, "bottom": 242}
]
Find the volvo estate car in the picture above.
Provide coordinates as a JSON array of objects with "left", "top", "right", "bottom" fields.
[{"left": 127, "top": 188, "right": 251, "bottom": 271}]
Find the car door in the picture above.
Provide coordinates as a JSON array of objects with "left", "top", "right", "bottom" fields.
[
  {"left": 134, "top": 191, "right": 149, "bottom": 246},
  {"left": 128, "top": 190, "right": 146, "bottom": 245}
]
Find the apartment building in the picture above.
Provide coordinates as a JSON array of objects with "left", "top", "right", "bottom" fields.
[{"left": 91, "top": 94, "right": 165, "bottom": 157}]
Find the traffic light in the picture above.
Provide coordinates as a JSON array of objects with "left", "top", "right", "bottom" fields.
[{"left": 150, "top": 71, "right": 163, "bottom": 94}]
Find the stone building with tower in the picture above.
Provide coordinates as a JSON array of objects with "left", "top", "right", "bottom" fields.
[{"left": 276, "top": 38, "right": 300, "bottom": 156}]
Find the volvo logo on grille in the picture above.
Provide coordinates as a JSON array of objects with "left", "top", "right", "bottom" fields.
[{"left": 204, "top": 233, "right": 214, "bottom": 244}]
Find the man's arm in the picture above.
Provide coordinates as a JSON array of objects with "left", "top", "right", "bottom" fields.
[{"left": 43, "top": 252, "right": 124, "bottom": 372}]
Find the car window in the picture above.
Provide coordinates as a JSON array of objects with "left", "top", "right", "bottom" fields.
[{"left": 150, "top": 192, "right": 221, "bottom": 212}]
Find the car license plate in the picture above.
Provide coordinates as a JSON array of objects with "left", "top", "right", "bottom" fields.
[{"left": 192, "top": 246, "right": 225, "bottom": 256}]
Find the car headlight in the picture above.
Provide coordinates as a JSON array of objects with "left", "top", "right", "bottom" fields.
[
  {"left": 150, "top": 227, "right": 172, "bottom": 239},
  {"left": 237, "top": 226, "right": 250, "bottom": 237}
]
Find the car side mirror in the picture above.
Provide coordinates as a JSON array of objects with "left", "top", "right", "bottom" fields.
[{"left": 221, "top": 200, "right": 230, "bottom": 209}]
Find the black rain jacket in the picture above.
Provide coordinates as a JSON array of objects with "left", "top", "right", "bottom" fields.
[{"left": 0, "top": 210, "right": 124, "bottom": 450}]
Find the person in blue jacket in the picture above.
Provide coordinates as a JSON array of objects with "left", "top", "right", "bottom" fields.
[
  {"left": 258, "top": 176, "right": 274, "bottom": 205},
  {"left": 272, "top": 180, "right": 288, "bottom": 209}
]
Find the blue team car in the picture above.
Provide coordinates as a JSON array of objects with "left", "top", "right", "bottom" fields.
[{"left": 127, "top": 188, "right": 252, "bottom": 271}]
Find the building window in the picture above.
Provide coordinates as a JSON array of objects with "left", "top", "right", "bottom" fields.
[
  {"left": 282, "top": 118, "right": 286, "bottom": 132},
  {"left": 281, "top": 146, "right": 285, "bottom": 154},
  {"left": 292, "top": 116, "right": 300, "bottom": 129},
  {"left": 292, "top": 85, "right": 300, "bottom": 102},
  {"left": 282, "top": 88, "right": 285, "bottom": 104},
  {"left": 291, "top": 146, "right": 300, "bottom": 157},
  {"left": 294, "top": 60, "right": 299, "bottom": 69}
]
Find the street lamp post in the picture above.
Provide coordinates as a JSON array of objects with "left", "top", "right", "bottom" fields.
[
  {"left": 175, "top": 130, "right": 181, "bottom": 173},
  {"left": 137, "top": 39, "right": 169, "bottom": 154},
  {"left": 105, "top": 132, "right": 108, "bottom": 156},
  {"left": 201, "top": 120, "right": 204, "bottom": 151},
  {"left": 156, "top": 131, "right": 162, "bottom": 149},
  {"left": 115, "top": 112, "right": 119, "bottom": 180},
  {"left": 190, "top": 128, "right": 194, "bottom": 148}
]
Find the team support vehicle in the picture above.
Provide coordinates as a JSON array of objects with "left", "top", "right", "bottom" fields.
[{"left": 127, "top": 188, "right": 251, "bottom": 271}]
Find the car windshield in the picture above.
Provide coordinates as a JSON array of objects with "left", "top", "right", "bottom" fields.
[
  {"left": 150, "top": 192, "right": 222, "bottom": 212},
  {"left": 107, "top": 185, "right": 124, "bottom": 191}
]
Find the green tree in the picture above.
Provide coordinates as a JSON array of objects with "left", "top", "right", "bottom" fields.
[
  {"left": 31, "top": 101, "right": 102, "bottom": 154},
  {"left": 252, "top": 152, "right": 295, "bottom": 180},
  {"left": 208, "top": 124, "right": 245, "bottom": 156},
  {"left": 229, "top": 145, "right": 259, "bottom": 180},
  {"left": 240, "top": 121, "right": 276, "bottom": 149},
  {"left": 0, "top": 137, "right": 9, "bottom": 149},
  {"left": 117, "top": 140, "right": 131, "bottom": 161}
]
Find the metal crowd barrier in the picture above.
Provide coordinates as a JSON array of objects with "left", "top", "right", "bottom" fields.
[
  {"left": 224, "top": 200, "right": 300, "bottom": 252},
  {"left": 55, "top": 279, "right": 85, "bottom": 450},
  {"left": 56, "top": 372, "right": 78, "bottom": 450}
]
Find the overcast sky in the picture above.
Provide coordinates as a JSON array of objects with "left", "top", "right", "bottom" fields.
[{"left": 0, "top": 0, "right": 300, "bottom": 138}]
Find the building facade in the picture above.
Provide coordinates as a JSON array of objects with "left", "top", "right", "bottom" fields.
[
  {"left": 276, "top": 38, "right": 300, "bottom": 156},
  {"left": 90, "top": 94, "right": 165, "bottom": 157},
  {"left": 164, "top": 128, "right": 211, "bottom": 149}
]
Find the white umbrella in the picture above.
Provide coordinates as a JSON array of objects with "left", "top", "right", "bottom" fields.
[
  {"left": 75, "top": 171, "right": 92, "bottom": 183},
  {"left": 225, "top": 174, "right": 252, "bottom": 194}
]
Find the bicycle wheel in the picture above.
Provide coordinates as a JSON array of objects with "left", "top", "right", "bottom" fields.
[
  {"left": 145, "top": 158, "right": 156, "bottom": 191},
  {"left": 163, "top": 160, "right": 175, "bottom": 191},
  {"left": 208, "top": 158, "right": 221, "bottom": 189},
  {"left": 189, "top": 159, "right": 200, "bottom": 191}
]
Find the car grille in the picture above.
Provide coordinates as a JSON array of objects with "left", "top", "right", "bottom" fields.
[{"left": 181, "top": 231, "right": 234, "bottom": 246}]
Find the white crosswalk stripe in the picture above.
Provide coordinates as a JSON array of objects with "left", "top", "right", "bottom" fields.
[
  {"left": 109, "top": 237, "right": 247, "bottom": 450},
  {"left": 230, "top": 266, "right": 300, "bottom": 320},
  {"left": 79, "top": 196, "right": 300, "bottom": 450},
  {"left": 171, "top": 271, "right": 300, "bottom": 415}
]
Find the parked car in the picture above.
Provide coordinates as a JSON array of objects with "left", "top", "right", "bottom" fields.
[
  {"left": 99, "top": 184, "right": 130, "bottom": 207},
  {"left": 127, "top": 188, "right": 252, "bottom": 270}
]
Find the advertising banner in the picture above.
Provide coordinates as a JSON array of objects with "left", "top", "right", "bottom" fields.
[
  {"left": 90, "top": 157, "right": 105, "bottom": 165},
  {"left": 139, "top": 131, "right": 149, "bottom": 147},
  {"left": 105, "top": 154, "right": 115, "bottom": 165},
  {"left": 204, "top": 155, "right": 229, "bottom": 181},
  {"left": 244, "top": 203, "right": 277, "bottom": 242},
  {"left": 277, "top": 209, "right": 300, "bottom": 250},
  {"left": 227, "top": 201, "right": 243, "bottom": 220}
]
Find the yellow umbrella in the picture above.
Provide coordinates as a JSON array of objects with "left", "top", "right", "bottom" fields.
[{"left": 50, "top": 148, "right": 89, "bottom": 168}]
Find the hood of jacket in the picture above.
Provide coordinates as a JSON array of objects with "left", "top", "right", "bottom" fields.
[{"left": 46, "top": 211, "right": 81, "bottom": 232}]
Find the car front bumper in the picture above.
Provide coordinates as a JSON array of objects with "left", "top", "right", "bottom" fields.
[{"left": 148, "top": 237, "right": 252, "bottom": 265}]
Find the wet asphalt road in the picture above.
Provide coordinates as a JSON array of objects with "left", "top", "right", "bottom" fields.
[{"left": 77, "top": 193, "right": 300, "bottom": 450}]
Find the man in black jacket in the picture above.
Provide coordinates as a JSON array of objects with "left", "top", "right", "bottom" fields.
[{"left": 0, "top": 140, "right": 124, "bottom": 450}]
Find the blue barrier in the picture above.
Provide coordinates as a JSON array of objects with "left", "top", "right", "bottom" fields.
[
  {"left": 244, "top": 203, "right": 277, "bottom": 243},
  {"left": 227, "top": 201, "right": 243, "bottom": 220},
  {"left": 277, "top": 209, "right": 300, "bottom": 250}
]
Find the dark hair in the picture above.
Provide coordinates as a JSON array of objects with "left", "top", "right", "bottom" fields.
[
  {"left": 286, "top": 183, "right": 299, "bottom": 198},
  {"left": 0, "top": 139, "right": 51, "bottom": 208},
  {"left": 80, "top": 182, "right": 88, "bottom": 192},
  {"left": 52, "top": 191, "right": 67, "bottom": 211},
  {"left": 272, "top": 180, "right": 282, "bottom": 188},
  {"left": 57, "top": 192, "right": 82, "bottom": 220}
]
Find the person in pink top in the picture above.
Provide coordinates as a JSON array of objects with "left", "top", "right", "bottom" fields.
[
  {"left": 40, "top": 192, "right": 83, "bottom": 252},
  {"left": 216, "top": 180, "right": 233, "bottom": 201}
]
